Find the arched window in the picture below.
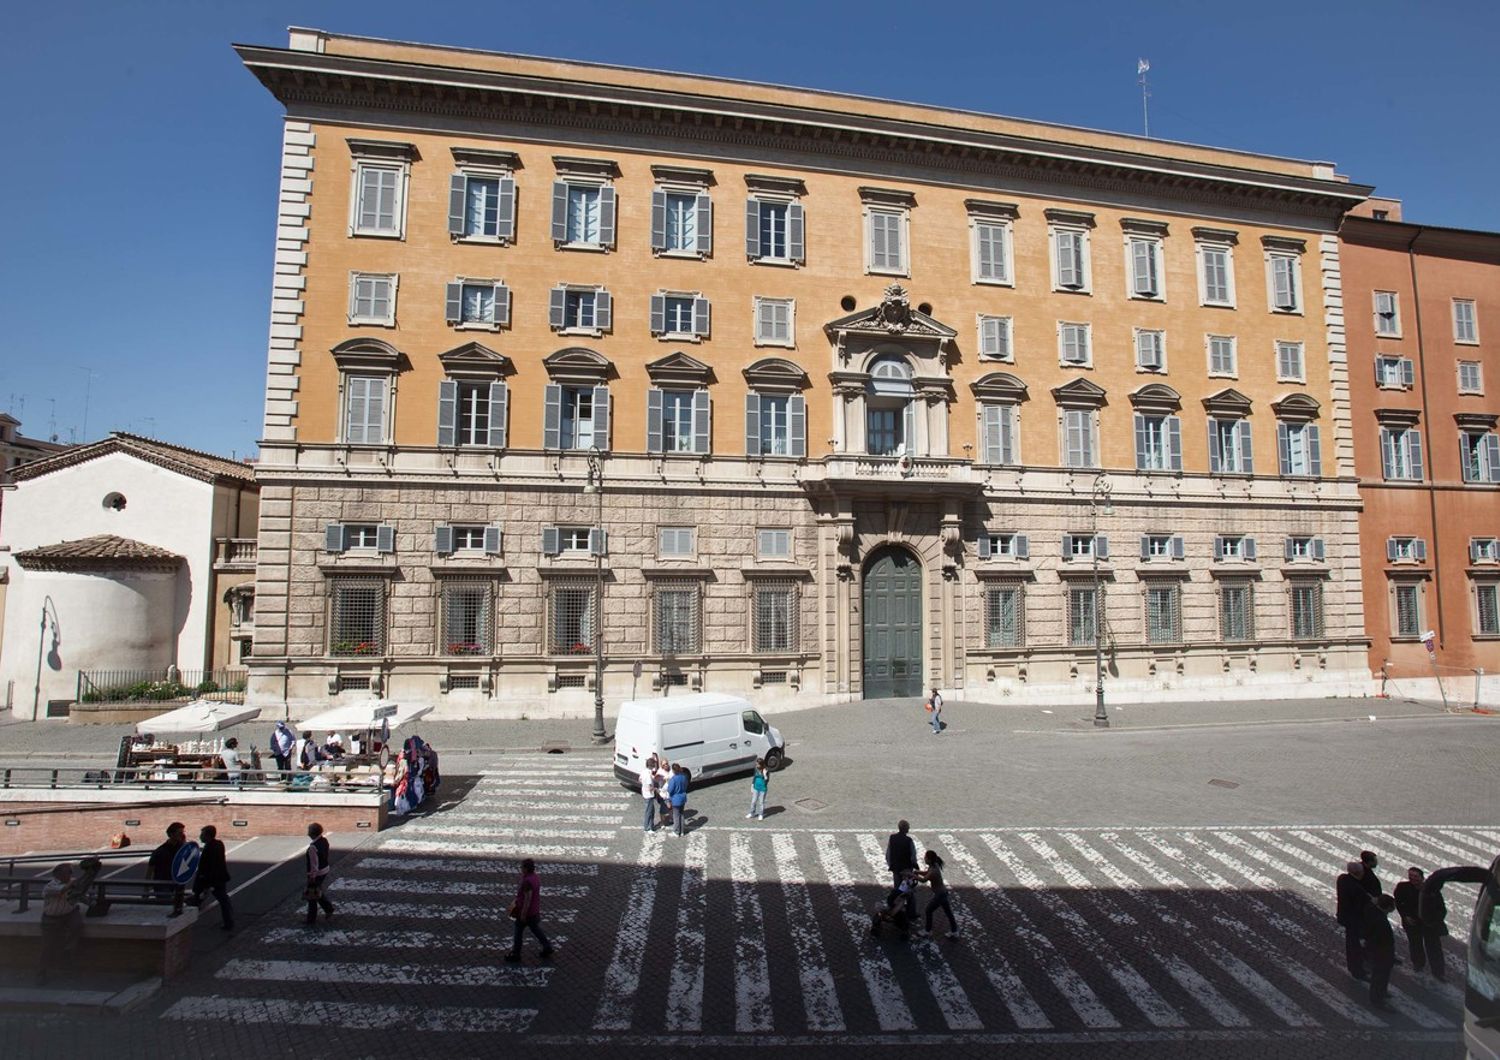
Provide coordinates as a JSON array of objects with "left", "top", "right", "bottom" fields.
[{"left": 866, "top": 356, "right": 915, "bottom": 456}]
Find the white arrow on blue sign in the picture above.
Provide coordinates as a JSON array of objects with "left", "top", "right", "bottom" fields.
[{"left": 171, "top": 840, "right": 202, "bottom": 885}]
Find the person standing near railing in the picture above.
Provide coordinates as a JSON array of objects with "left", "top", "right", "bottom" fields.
[
  {"left": 37, "top": 856, "right": 101, "bottom": 985},
  {"left": 269, "top": 721, "right": 296, "bottom": 774}
]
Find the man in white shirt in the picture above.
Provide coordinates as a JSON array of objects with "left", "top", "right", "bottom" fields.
[
  {"left": 219, "top": 737, "right": 243, "bottom": 783},
  {"left": 639, "top": 756, "right": 660, "bottom": 832},
  {"left": 38, "top": 857, "right": 101, "bottom": 984}
]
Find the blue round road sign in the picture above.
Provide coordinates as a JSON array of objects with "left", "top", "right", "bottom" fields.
[{"left": 171, "top": 841, "right": 201, "bottom": 885}]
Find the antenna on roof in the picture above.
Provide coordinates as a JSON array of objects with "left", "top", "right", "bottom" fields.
[{"left": 1137, "top": 58, "right": 1151, "bottom": 138}]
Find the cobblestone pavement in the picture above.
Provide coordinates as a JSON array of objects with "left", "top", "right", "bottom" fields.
[{"left": 2, "top": 708, "right": 1495, "bottom": 1058}]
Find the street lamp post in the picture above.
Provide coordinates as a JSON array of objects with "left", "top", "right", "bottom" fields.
[
  {"left": 32, "top": 596, "right": 59, "bottom": 721},
  {"left": 586, "top": 447, "right": 608, "bottom": 744},
  {"left": 1090, "top": 473, "right": 1112, "bottom": 728}
]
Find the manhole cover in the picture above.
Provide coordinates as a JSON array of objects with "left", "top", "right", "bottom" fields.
[
  {"left": 1207, "top": 778, "right": 1240, "bottom": 789},
  {"left": 794, "top": 798, "right": 827, "bottom": 812}
]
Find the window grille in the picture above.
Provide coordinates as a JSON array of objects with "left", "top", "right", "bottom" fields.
[
  {"left": 329, "top": 580, "right": 385, "bottom": 656},
  {"left": 760, "top": 670, "right": 788, "bottom": 684},
  {"left": 654, "top": 583, "right": 701, "bottom": 655},
  {"left": 1145, "top": 583, "right": 1181, "bottom": 644},
  {"left": 336, "top": 675, "right": 371, "bottom": 692},
  {"left": 1219, "top": 581, "right": 1254, "bottom": 642},
  {"left": 1068, "top": 586, "right": 1098, "bottom": 647},
  {"left": 550, "top": 581, "right": 596, "bottom": 655},
  {"left": 1394, "top": 584, "right": 1421, "bottom": 638},
  {"left": 1289, "top": 581, "right": 1324, "bottom": 640},
  {"left": 1477, "top": 584, "right": 1500, "bottom": 635},
  {"left": 448, "top": 675, "right": 481, "bottom": 690},
  {"left": 662, "top": 672, "right": 689, "bottom": 687},
  {"left": 984, "top": 584, "right": 1025, "bottom": 648},
  {"left": 441, "top": 580, "right": 492, "bottom": 656},
  {"left": 555, "top": 674, "right": 586, "bottom": 690},
  {"left": 753, "top": 582, "right": 798, "bottom": 653}
]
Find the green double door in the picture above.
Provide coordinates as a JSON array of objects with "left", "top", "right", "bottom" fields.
[{"left": 862, "top": 547, "right": 923, "bottom": 699}]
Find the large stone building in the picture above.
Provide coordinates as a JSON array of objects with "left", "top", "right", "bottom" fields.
[
  {"left": 238, "top": 28, "right": 1377, "bottom": 717},
  {"left": 1340, "top": 199, "right": 1500, "bottom": 705}
]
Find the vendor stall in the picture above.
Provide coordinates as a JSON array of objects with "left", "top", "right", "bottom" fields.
[
  {"left": 115, "top": 701, "right": 263, "bottom": 781},
  {"left": 292, "top": 701, "right": 437, "bottom": 807}
]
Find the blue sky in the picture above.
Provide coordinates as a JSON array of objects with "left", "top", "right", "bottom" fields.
[{"left": 2, "top": 0, "right": 1494, "bottom": 459}]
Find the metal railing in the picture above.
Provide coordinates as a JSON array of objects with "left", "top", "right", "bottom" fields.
[
  {"left": 76, "top": 668, "right": 248, "bottom": 706},
  {"left": 0, "top": 763, "right": 387, "bottom": 793}
]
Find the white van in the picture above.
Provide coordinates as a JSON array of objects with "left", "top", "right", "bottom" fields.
[{"left": 613, "top": 693, "right": 786, "bottom": 787}]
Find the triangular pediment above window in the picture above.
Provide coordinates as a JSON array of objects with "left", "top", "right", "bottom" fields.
[
  {"left": 742, "top": 357, "right": 809, "bottom": 391},
  {"left": 1270, "top": 392, "right": 1321, "bottom": 421},
  {"left": 645, "top": 351, "right": 715, "bottom": 387},
  {"left": 1201, "top": 388, "right": 1254, "bottom": 416},
  {"left": 970, "top": 372, "right": 1029, "bottom": 403},
  {"left": 1129, "top": 383, "right": 1182, "bottom": 412},
  {"left": 824, "top": 284, "right": 957, "bottom": 341},
  {"left": 1051, "top": 377, "right": 1108, "bottom": 408},
  {"left": 437, "top": 342, "right": 512, "bottom": 377},
  {"left": 542, "top": 346, "right": 613, "bottom": 384},
  {"left": 330, "top": 338, "right": 406, "bottom": 372}
]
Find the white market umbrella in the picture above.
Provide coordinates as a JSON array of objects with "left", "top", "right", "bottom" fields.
[
  {"left": 135, "top": 700, "right": 262, "bottom": 735},
  {"left": 296, "top": 700, "right": 433, "bottom": 734}
]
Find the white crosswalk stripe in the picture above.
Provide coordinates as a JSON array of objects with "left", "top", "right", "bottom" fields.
[{"left": 191, "top": 813, "right": 1481, "bottom": 1041}]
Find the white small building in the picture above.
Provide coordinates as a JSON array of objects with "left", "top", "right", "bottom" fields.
[{"left": 0, "top": 434, "right": 258, "bottom": 719}]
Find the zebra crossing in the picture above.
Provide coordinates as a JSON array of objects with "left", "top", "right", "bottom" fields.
[
  {"left": 162, "top": 753, "right": 635, "bottom": 1035},
  {"left": 157, "top": 749, "right": 1495, "bottom": 1046}
]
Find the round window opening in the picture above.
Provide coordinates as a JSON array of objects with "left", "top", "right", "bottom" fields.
[
  {"left": 103, "top": 492, "right": 127, "bottom": 512},
  {"left": 840, "top": 295, "right": 857, "bottom": 312}
]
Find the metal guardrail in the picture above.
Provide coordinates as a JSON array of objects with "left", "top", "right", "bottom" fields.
[
  {"left": 2, "top": 849, "right": 192, "bottom": 917},
  {"left": 0, "top": 763, "right": 387, "bottom": 794},
  {"left": 76, "top": 668, "right": 248, "bottom": 706}
]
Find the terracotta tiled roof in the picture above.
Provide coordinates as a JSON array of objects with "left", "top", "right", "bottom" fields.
[
  {"left": 14, "top": 535, "right": 183, "bottom": 571},
  {"left": 8, "top": 432, "right": 256, "bottom": 486}
]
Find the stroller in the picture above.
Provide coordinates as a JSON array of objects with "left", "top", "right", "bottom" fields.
[{"left": 870, "top": 870, "right": 920, "bottom": 939}]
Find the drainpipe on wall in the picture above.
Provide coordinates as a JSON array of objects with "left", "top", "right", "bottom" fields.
[{"left": 1405, "top": 227, "right": 1446, "bottom": 647}]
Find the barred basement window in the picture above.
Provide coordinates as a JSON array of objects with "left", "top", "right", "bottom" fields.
[
  {"left": 441, "top": 580, "right": 492, "bottom": 656},
  {"left": 654, "top": 582, "right": 701, "bottom": 655},
  {"left": 1393, "top": 582, "right": 1422, "bottom": 638},
  {"left": 1289, "top": 580, "right": 1324, "bottom": 641},
  {"left": 662, "top": 672, "right": 689, "bottom": 687},
  {"left": 1144, "top": 582, "right": 1181, "bottom": 645},
  {"left": 984, "top": 584, "right": 1025, "bottom": 648},
  {"left": 1219, "top": 580, "right": 1255, "bottom": 642},
  {"left": 448, "top": 675, "right": 481, "bottom": 690},
  {"left": 550, "top": 581, "right": 596, "bottom": 655},
  {"left": 753, "top": 582, "right": 797, "bottom": 653},
  {"left": 329, "top": 580, "right": 385, "bottom": 656},
  {"left": 760, "top": 670, "right": 788, "bottom": 684},
  {"left": 555, "top": 674, "right": 586, "bottom": 690},
  {"left": 1068, "top": 586, "right": 1098, "bottom": 647},
  {"left": 335, "top": 675, "right": 371, "bottom": 693},
  {"left": 1477, "top": 584, "right": 1500, "bottom": 636}
]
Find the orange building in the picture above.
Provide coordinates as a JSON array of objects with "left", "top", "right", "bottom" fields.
[
  {"left": 1341, "top": 200, "right": 1500, "bottom": 705},
  {"left": 238, "top": 29, "right": 1379, "bottom": 716}
]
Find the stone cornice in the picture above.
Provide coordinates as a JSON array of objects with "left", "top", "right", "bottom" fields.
[{"left": 237, "top": 46, "right": 1371, "bottom": 219}]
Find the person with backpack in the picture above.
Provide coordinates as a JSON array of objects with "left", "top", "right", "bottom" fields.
[
  {"left": 925, "top": 687, "right": 943, "bottom": 735},
  {"left": 746, "top": 758, "right": 769, "bottom": 821},
  {"left": 304, "top": 822, "right": 336, "bottom": 926}
]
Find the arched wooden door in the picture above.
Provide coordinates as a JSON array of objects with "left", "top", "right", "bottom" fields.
[{"left": 862, "top": 546, "right": 923, "bottom": 699}]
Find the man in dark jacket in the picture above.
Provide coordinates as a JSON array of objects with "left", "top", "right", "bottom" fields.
[
  {"left": 1363, "top": 894, "right": 1397, "bottom": 1008},
  {"left": 192, "top": 825, "right": 234, "bottom": 931},
  {"left": 1335, "top": 860, "right": 1371, "bottom": 979},
  {"left": 147, "top": 822, "right": 186, "bottom": 897},
  {"left": 885, "top": 820, "right": 919, "bottom": 920},
  {"left": 1359, "top": 850, "right": 1384, "bottom": 898}
]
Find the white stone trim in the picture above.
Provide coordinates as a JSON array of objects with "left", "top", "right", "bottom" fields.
[{"left": 263, "top": 120, "right": 313, "bottom": 443}]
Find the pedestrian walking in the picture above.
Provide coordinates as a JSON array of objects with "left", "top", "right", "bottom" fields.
[
  {"left": 640, "top": 755, "right": 660, "bottom": 832},
  {"left": 917, "top": 849, "right": 959, "bottom": 938},
  {"left": 37, "top": 857, "right": 102, "bottom": 985},
  {"left": 1363, "top": 894, "right": 1397, "bottom": 1008},
  {"left": 504, "top": 857, "right": 553, "bottom": 962},
  {"left": 192, "top": 825, "right": 234, "bottom": 931},
  {"left": 1416, "top": 869, "right": 1451, "bottom": 982},
  {"left": 925, "top": 687, "right": 943, "bottom": 735},
  {"left": 667, "top": 763, "right": 689, "bottom": 837},
  {"left": 304, "top": 822, "right": 336, "bottom": 926},
  {"left": 1359, "top": 850, "right": 1384, "bottom": 898},
  {"left": 1392, "top": 866, "right": 1444, "bottom": 976},
  {"left": 885, "top": 820, "right": 919, "bottom": 920},
  {"left": 746, "top": 758, "right": 768, "bottom": 820},
  {"left": 1335, "top": 859, "right": 1372, "bottom": 979},
  {"left": 269, "top": 720, "right": 296, "bottom": 774}
]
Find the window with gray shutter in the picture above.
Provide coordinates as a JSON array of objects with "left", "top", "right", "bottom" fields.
[
  {"left": 1208, "top": 335, "right": 1236, "bottom": 376},
  {"left": 788, "top": 394, "right": 806, "bottom": 457},
  {"left": 542, "top": 526, "right": 560, "bottom": 556},
  {"left": 550, "top": 181, "right": 569, "bottom": 243},
  {"left": 1056, "top": 229, "right": 1084, "bottom": 288},
  {"left": 979, "top": 316, "right": 1010, "bottom": 360},
  {"left": 376, "top": 525, "right": 395, "bottom": 554},
  {"left": 588, "top": 528, "right": 608, "bottom": 557},
  {"left": 1374, "top": 291, "right": 1400, "bottom": 335},
  {"left": 434, "top": 525, "right": 454, "bottom": 556},
  {"left": 692, "top": 297, "right": 710, "bottom": 337},
  {"left": 591, "top": 385, "right": 610, "bottom": 449},
  {"left": 1201, "top": 245, "right": 1231, "bottom": 304},
  {"left": 744, "top": 393, "right": 761, "bottom": 455},
  {"left": 487, "top": 382, "right": 508, "bottom": 448},
  {"left": 325, "top": 524, "right": 347, "bottom": 553},
  {"left": 787, "top": 202, "right": 805, "bottom": 264},
  {"left": 548, "top": 288, "right": 567, "bottom": 331},
  {"left": 444, "top": 283, "right": 463, "bottom": 325},
  {"left": 437, "top": 380, "right": 458, "bottom": 447},
  {"left": 1130, "top": 239, "right": 1159, "bottom": 297},
  {"left": 1271, "top": 255, "right": 1298, "bottom": 311},
  {"left": 975, "top": 222, "right": 1008, "bottom": 282},
  {"left": 692, "top": 388, "right": 711, "bottom": 454},
  {"left": 598, "top": 186, "right": 616, "bottom": 248},
  {"left": 647, "top": 389, "right": 664, "bottom": 453},
  {"left": 448, "top": 174, "right": 466, "bottom": 236},
  {"left": 595, "top": 290, "right": 612, "bottom": 331},
  {"left": 649, "top": 294, "right": 666, "bottom": 335},
  {"left": 694, "top": 194, "right": 712, "bottom": 256},
  {"left": 1135, "top": 330, "right": 1164, "bottom": 371},
  {"left": 744, "top": 198, "right": 761, "bottom": 259},
  {"left": 650, "top": 189, "right": 668, "bottom": 252},
  {"left": 543, "top": 384, "right": 562, "bottom": 450}
]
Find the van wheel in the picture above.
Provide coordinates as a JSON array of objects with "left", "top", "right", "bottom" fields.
[{"left": 765, "top": 748, "right": 783, "bottom": 772}]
